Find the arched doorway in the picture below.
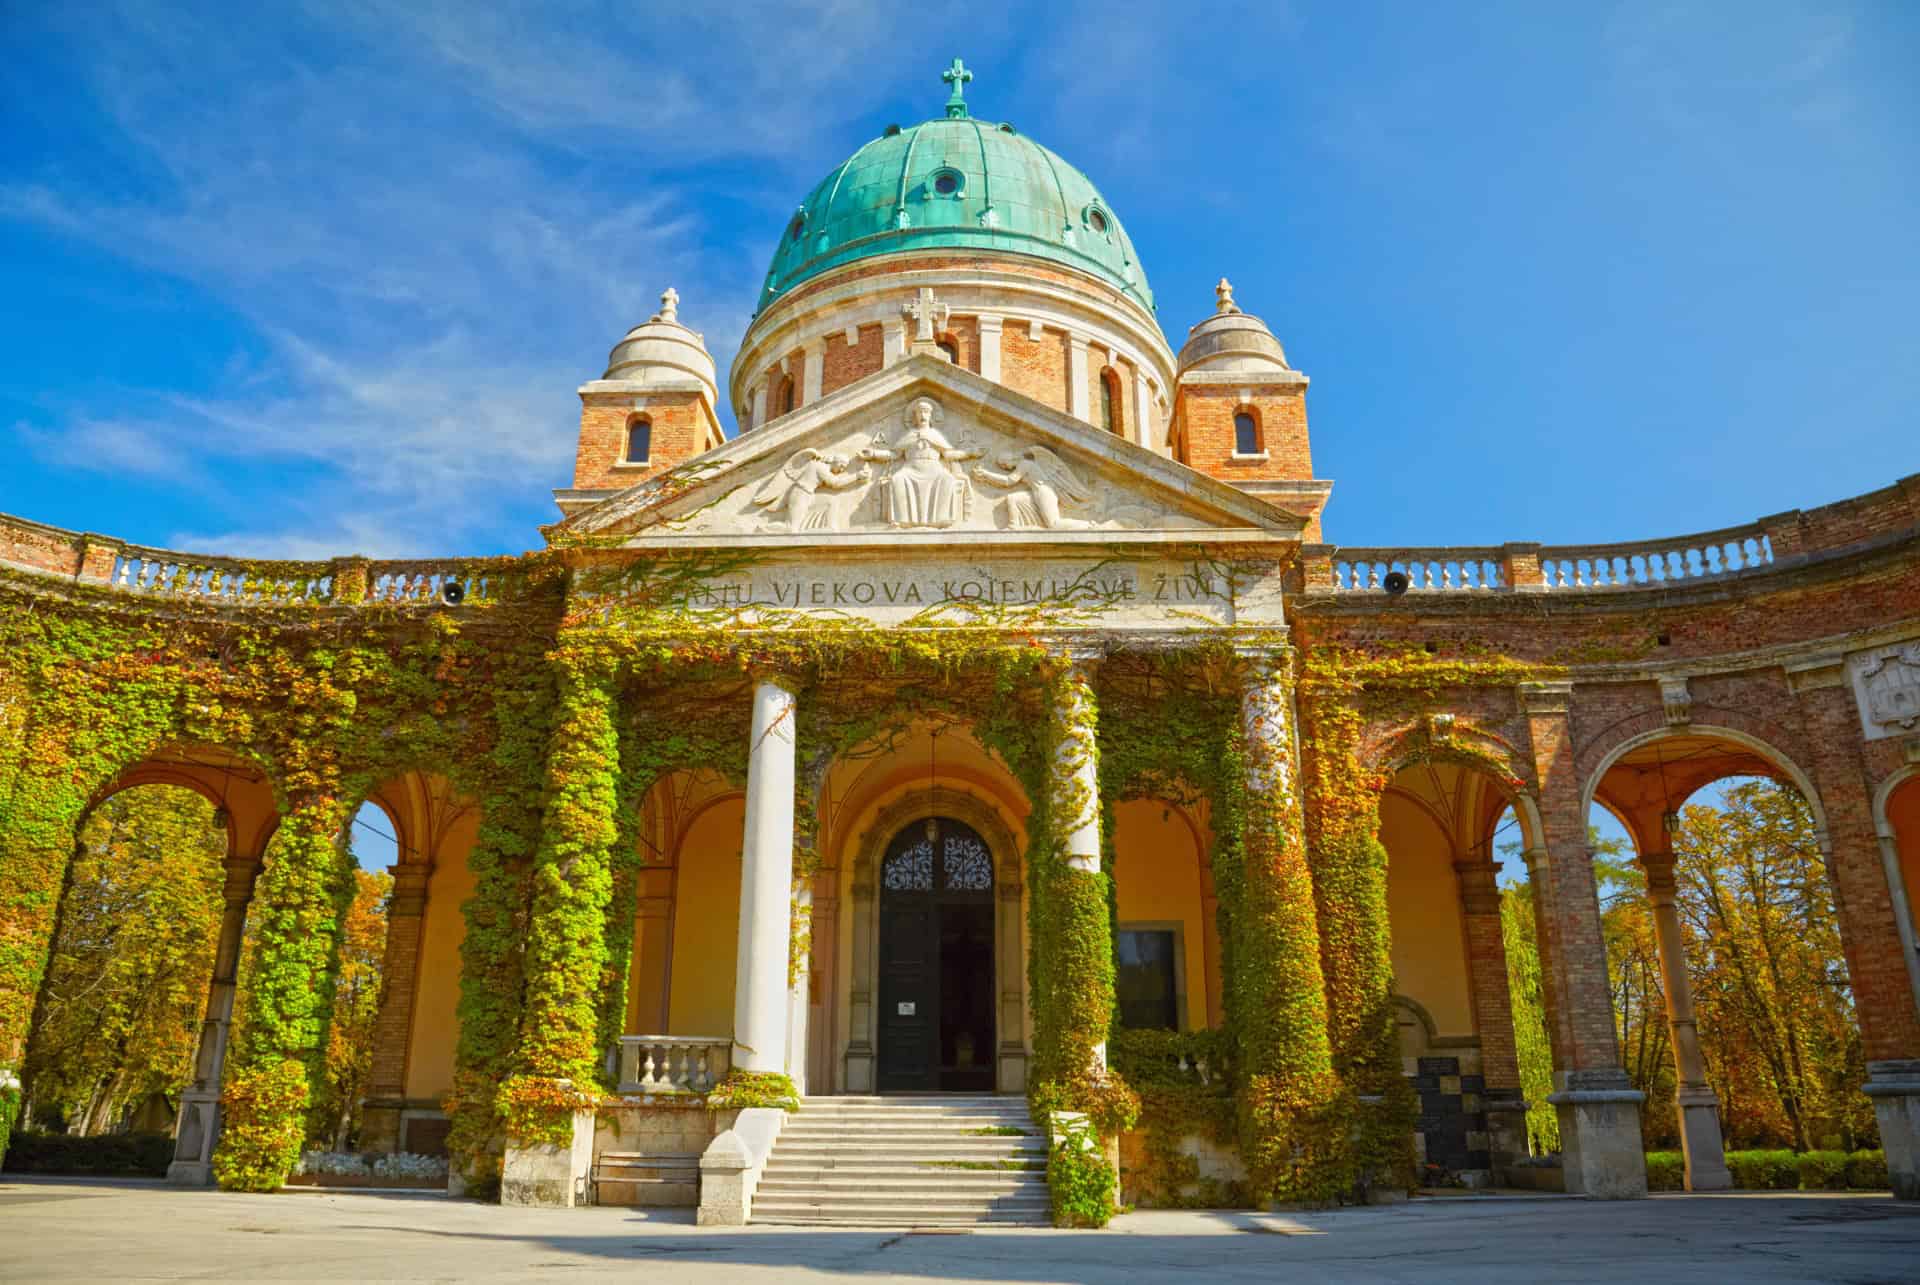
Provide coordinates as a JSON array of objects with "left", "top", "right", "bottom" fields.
[{"left": 876, "top": 816, "right": 996, "bottom": 1092}]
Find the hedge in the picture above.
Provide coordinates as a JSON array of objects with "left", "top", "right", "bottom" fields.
[
  {"left": 1, "top": 1131, "right": 172, "bottom": 1177},
  {"left": 1644, "top": 1149, "right": 1887, "bottom": 1192}
]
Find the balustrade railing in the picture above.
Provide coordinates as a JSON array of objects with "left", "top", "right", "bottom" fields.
[
  {"left": 1536, "top": 522, "right": 1773, "bottom": 589},
  {"left": 1331, "top": 549, "right": 1506, "bottom": 592},
  {"left": 363, "top": 560, "right": 501, "bottom": 606},
  {"left": 613, "top": 1036, "right": 733, "bottom": 1095},
  {"left": 112, "top": 547, "right": 332, "bottom": 603}
]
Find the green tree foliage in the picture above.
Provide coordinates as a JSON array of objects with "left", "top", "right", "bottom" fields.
[
  {"left": 309, "top": 864, "right": 391, "bottom": 1150},
  {"left": 20, "top": 787, "right": 225, "bottom": 1135},
  {"left": 1498, "top": 881, "right": 1559, "bottom": 1155}
]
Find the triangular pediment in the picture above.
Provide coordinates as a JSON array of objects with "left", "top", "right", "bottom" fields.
[{"left": 554, "top": 356, "right": 1302, "bottom": 548}]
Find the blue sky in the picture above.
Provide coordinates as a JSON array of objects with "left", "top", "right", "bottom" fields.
[{"left": 3, "top": 1, "right": 1915, "bottom": 565}]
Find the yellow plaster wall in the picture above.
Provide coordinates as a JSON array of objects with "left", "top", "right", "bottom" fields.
[
  {"left": 667, "top": 798, "right": 745, "bottom": 1037},
  {"left": 403, "top": 809, "right": 480, "bottom": 1101},
  {"left": 1379, "top": 793, "right": 1474, "bottom": 1038},
  {"left": 1112, "top": 800, "right": 1211, "bottom": 1030}
]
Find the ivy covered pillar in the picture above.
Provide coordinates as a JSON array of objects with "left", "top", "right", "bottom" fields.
[
  {"left": 1454, "top": 856, "right": 1529, "bottom": 1182},
  {"left": 167, "top": 851, "right": 263, "bottom": 1185},
  {"left": 1519, "top": 680, "right": 1647, "bottom": 1198},
  {"left": 1231, "top": 644, "right": 1349, "bottom": 1203},
  {"left": 499, "top": 651, "right": 621, "bottom": 1207},
  {"left": 358, "top": 860, "right": 433, "bottom": 1157},
  {"left": 213, "top": 793, "right": 357, "bottom": 1191},
  {"left": 734, "top": 676, "right": 796, "bottom": 1075},
  {"left": 1032, "top": 657, "right": 1114, "bottom": 1086}
]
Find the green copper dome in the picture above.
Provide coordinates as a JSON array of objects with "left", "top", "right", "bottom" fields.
[{"left": 756, "top": 60, "right": 1153, "bottom": 317}]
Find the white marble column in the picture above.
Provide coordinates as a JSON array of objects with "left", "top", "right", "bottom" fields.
[
  {"left": 734, "top": 678, "right": 796, "bottom": 1074},
  {"left": 1051, "top": 663, "right": 1102, "bottom": 875},
  {"left": 977, "top": 314, "right": 1003, "bottom": 382},
  {"left": 1643, "top": 852, "right": 1731, "bottom": 1190},
  {"left": 750, "top": 380, "right": 768, "bottom": 433},
  {"left": 1067, "top": 334, "right": 1091, "bottom": 424}
]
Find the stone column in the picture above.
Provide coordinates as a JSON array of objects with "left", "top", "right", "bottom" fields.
[
  {"left": 882, "top": 319, "right": 906, "bottom": 368},
  {"left": 845, "top": 847, "right": 876, "bottom": 1093},
  {"left": 359, "top": 861, "right": 434, "bottom": 1155},
  {"left": 1520, "top": 681, "right": 1648, "bottom": 1198},
  {"left": 1044, "top": 657, "right": 1110, "bottom": 1074},
  {"left": 977, "top": 314, "right": 1003, "bottom": 383},
  {"left": 996, "top": 846, "right": 1029, "bottom": 1092},
  {"left": 1789, "top": 660, "right": 1920, "bottom": 1198},
  {"left": 1132, "top": 366, "right": 1155, "bottom": 448},
  {"left": 749, "top": 380, "right": 768, "bottom": 433},
  {"left": 801, "top": 340, "right": 825, "bottom": 406},
  {"left": 1067, "top": 334, "right": 1091, "bottom": 423},
  {"left": 734, "top": 678, "right": 797, "bottom": 1074},
  {"left": 1455, "top": 856, "right": 1528, "bottom": 1176},
  {"left": 1638, "top": 851, "right": 1731, "bottom": 1190},
  {"left": 806, "top": 867, "right": 838, "bottom": 1095},
  {"left": 168, "top": 853, "right": 261, "bottom": 1185}
]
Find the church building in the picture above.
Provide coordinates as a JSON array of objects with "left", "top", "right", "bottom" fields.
[{"left": 2, "top": 61, "right": 1918, "bottom": 1225}]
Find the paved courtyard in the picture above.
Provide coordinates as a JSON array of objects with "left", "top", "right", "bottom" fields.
[{"left": 2, "top": 1178, "right": 1917, "bottom": 1283}]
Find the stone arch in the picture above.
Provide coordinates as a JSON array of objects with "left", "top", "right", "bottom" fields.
[
  {"left": 84, "top": 743, "right": 282, "bottom": 864},
  {"left": 1581, "top": 722, "right": 1828, "bottom": 845}
]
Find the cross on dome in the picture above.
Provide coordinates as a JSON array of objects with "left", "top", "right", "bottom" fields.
[{"left": 942, "top": 58, "right": 973, "bottom": 119}]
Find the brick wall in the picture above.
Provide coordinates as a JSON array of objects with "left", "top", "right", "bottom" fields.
[
  {"left": 573, "top": 390, "right": 717, "bottom": 490},
  {"left": 1001, "top": 324, "right": 1070, "bottom": 416},
  {"left": 1177, "top": 386, "right": 1313, "bottom": 480},
  {"left": 820, "top": 323, "right": 883, "bottom": 398}
]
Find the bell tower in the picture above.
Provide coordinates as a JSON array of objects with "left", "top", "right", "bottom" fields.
[{"left": 557, "top": 287, "right": 726, "bottom": 518}]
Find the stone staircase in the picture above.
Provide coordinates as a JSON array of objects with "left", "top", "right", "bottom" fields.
[{"left": 751, "top": 1095, "right": 1051, "bottom": 1227}]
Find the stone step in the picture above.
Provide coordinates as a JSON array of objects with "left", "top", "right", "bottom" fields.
[
  {"left": 769, "top": 1145, "right": 1045, "bottom": 1161},
  {"left": 776, "top": 1126, "right": 1037, "bottom": 1140},
  {"left": 799, "top": 1096, "right": 1018, "bottom": 1105},
  {"left": 762, "top": 1162, "right": 1046, "bottom": 1178},
  {"left": 754, "top": 1195, "right": 1051, "bottom": 1216},
  {"left": 758, "top": 1179, "right": 1044, "bottom": 1198},
  {"left": 751, "top": 1209, "right": 1050, "bottom": 1227}
]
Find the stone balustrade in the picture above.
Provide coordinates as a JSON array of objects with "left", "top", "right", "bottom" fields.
[
  {"left": 615, "top": 1036, "right": 733, "bottom": 1095},
  {"left": 1537, "top": 522, "right": 1773, "bottom": 590},
  {"left": 113, "top": 546, "right": 332, "bottom": 603},
  {"left": 1333, "top": 548, "right": 1506, "bottom": 592},
  {"left": 364, "top": 560, "right": 501, "bottom": 605}
]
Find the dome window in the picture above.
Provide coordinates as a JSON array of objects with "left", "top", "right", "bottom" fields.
[
  {"left": 931, "top": 168, "right": 964, "bottom": 197},
  {"left": 788, "top": 214, "right": 807, "bottom": 242},
  {"left": 625, "top": 415, "right": 653, "bottom": 465},
  {"left": 1086, "top": 206, "right": 1109, "bottom": 236}
]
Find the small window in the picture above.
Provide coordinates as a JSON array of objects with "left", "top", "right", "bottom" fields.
[
  {"left": 937, "top": 338, "right": 959, "bottom": 365},
  {"left": 1116, "top": 929, "right": 1178, "bottom": 1030},
  {"left": 624, "top": 416, "right": 652, "bottom": 464},
  {"left": 932, "top": 169, "right": 962, "bottom": 196},
  {"left": 778, "top": 375, "right": 796, "bottom": 416},
  {"left": 1234, "top": 411, "right": 1261, "bottom": 455},
  {"left": 1099, "top": 368, "right": 1123, "bottom": 436},
  {"left": 1087, "top": 207, "right": 1108, "bottom": 235},
  {"left": 788, "top": 215, "right": 806, "bottom": 242}
]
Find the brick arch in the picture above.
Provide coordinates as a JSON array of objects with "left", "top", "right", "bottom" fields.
[
  {"left": 86, "top": 743, "right": 284, "bottom": 863},
  {"left": 1575, "top": 700, "right": 1805, "bottom": 795},
  {"left": 1579, "top": 721, "right": 1829, "bottom": 841},
  {"left": 1369, "top": 727, "right": 1547, "bottom": 855}
]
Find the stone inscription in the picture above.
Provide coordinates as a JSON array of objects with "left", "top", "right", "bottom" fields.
[{"left": 675, "top": 567, "right": 1228, "bottom": 610}]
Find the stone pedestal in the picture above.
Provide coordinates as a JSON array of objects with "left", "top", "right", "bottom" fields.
[
  {"left": 1675, "top": 1085, "right": 1732, "bottom": 1190},
  {"left": 1548, "top": 1069, "right": 1648, "bottom": 1198},
  {"left": 1864, "top": 1059, "right": 1920, "bottom": 1200},
  {"left": 357, "top": 1099, "right": 405, "bottom": 1155},
  {"left": 1484, "top": 1092, "right": 1531, "bottom": 1182},
  {"left": 500, "top": 1108, "right": 596, "bottom": 1208}
]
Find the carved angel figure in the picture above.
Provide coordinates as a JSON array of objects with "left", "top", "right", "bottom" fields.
[
  {"left": 750, "top": 449, "right": 871, "bottom": 531},
  {"left": 973, "top": 445, "right": 1093, "bottom": 530},
  {"left": 859, "top": 398, "right": 979, "bottom": 528}
]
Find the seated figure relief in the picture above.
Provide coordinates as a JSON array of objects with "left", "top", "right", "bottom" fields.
[{"left": 859, "top": 398, "right": 981, "bottom": 529}]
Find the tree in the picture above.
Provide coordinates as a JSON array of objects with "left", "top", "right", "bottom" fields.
[
  {"left": 1500, "top": 882, "right": 1559, "bottom": 1154},
  {"left": 21, "top": 787, "right": 226, "bottom": 1134},
  {"left": 307, "top": 864, "right": 391, "bottom": 1150}
]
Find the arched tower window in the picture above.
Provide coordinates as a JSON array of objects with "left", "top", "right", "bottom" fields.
[
  {"left": 1234, "top": 410, "right": 1262, "bottom": 455},
  {"left": 937, "top": 338, "right": 959, "bottom": 365},
  {"left": 625, "top": 416, "right": 652, "bottom": 464},
  {"left": 778, "top": 375, "right": 796, "bottom": 417},
  {"left": 1100, "top": 368, "right": 1123, "bottom": 436}
]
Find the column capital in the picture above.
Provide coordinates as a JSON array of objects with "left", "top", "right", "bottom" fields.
[
  {"left": 1452, "top": 858, "right": 1502, "bottom": 916},
  {"left": 388, "top": 862, "right": 435, "bottom": 916},
  {"left": 975, "top": 312, "right": 1003, "bottom": 332},
  {"left": 1049, "top": 641, "right": 1106, "bottom": 667},
  {"left": 1639, "top": 849, "right": 1678, "bottom": 899},
  {"left": 1232, "top": 638, "right": 1294, "bottom": 669},
  {"left": 1518, "top": 680, "right": 1573, "bottom": 715}
]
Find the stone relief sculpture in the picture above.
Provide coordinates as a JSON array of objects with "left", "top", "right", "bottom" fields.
[
  {"left": 750, "top": 449, "right": 872, "bottom": 531},
  {"left": 859, "top": 397, "right": 980, "bottom": 528},
  {"left": 1861, "top": 642, "right": 1920, "bottom": 731},
  {"left": 973, "top": 445, "right": 1094, "bottom": 530}
]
